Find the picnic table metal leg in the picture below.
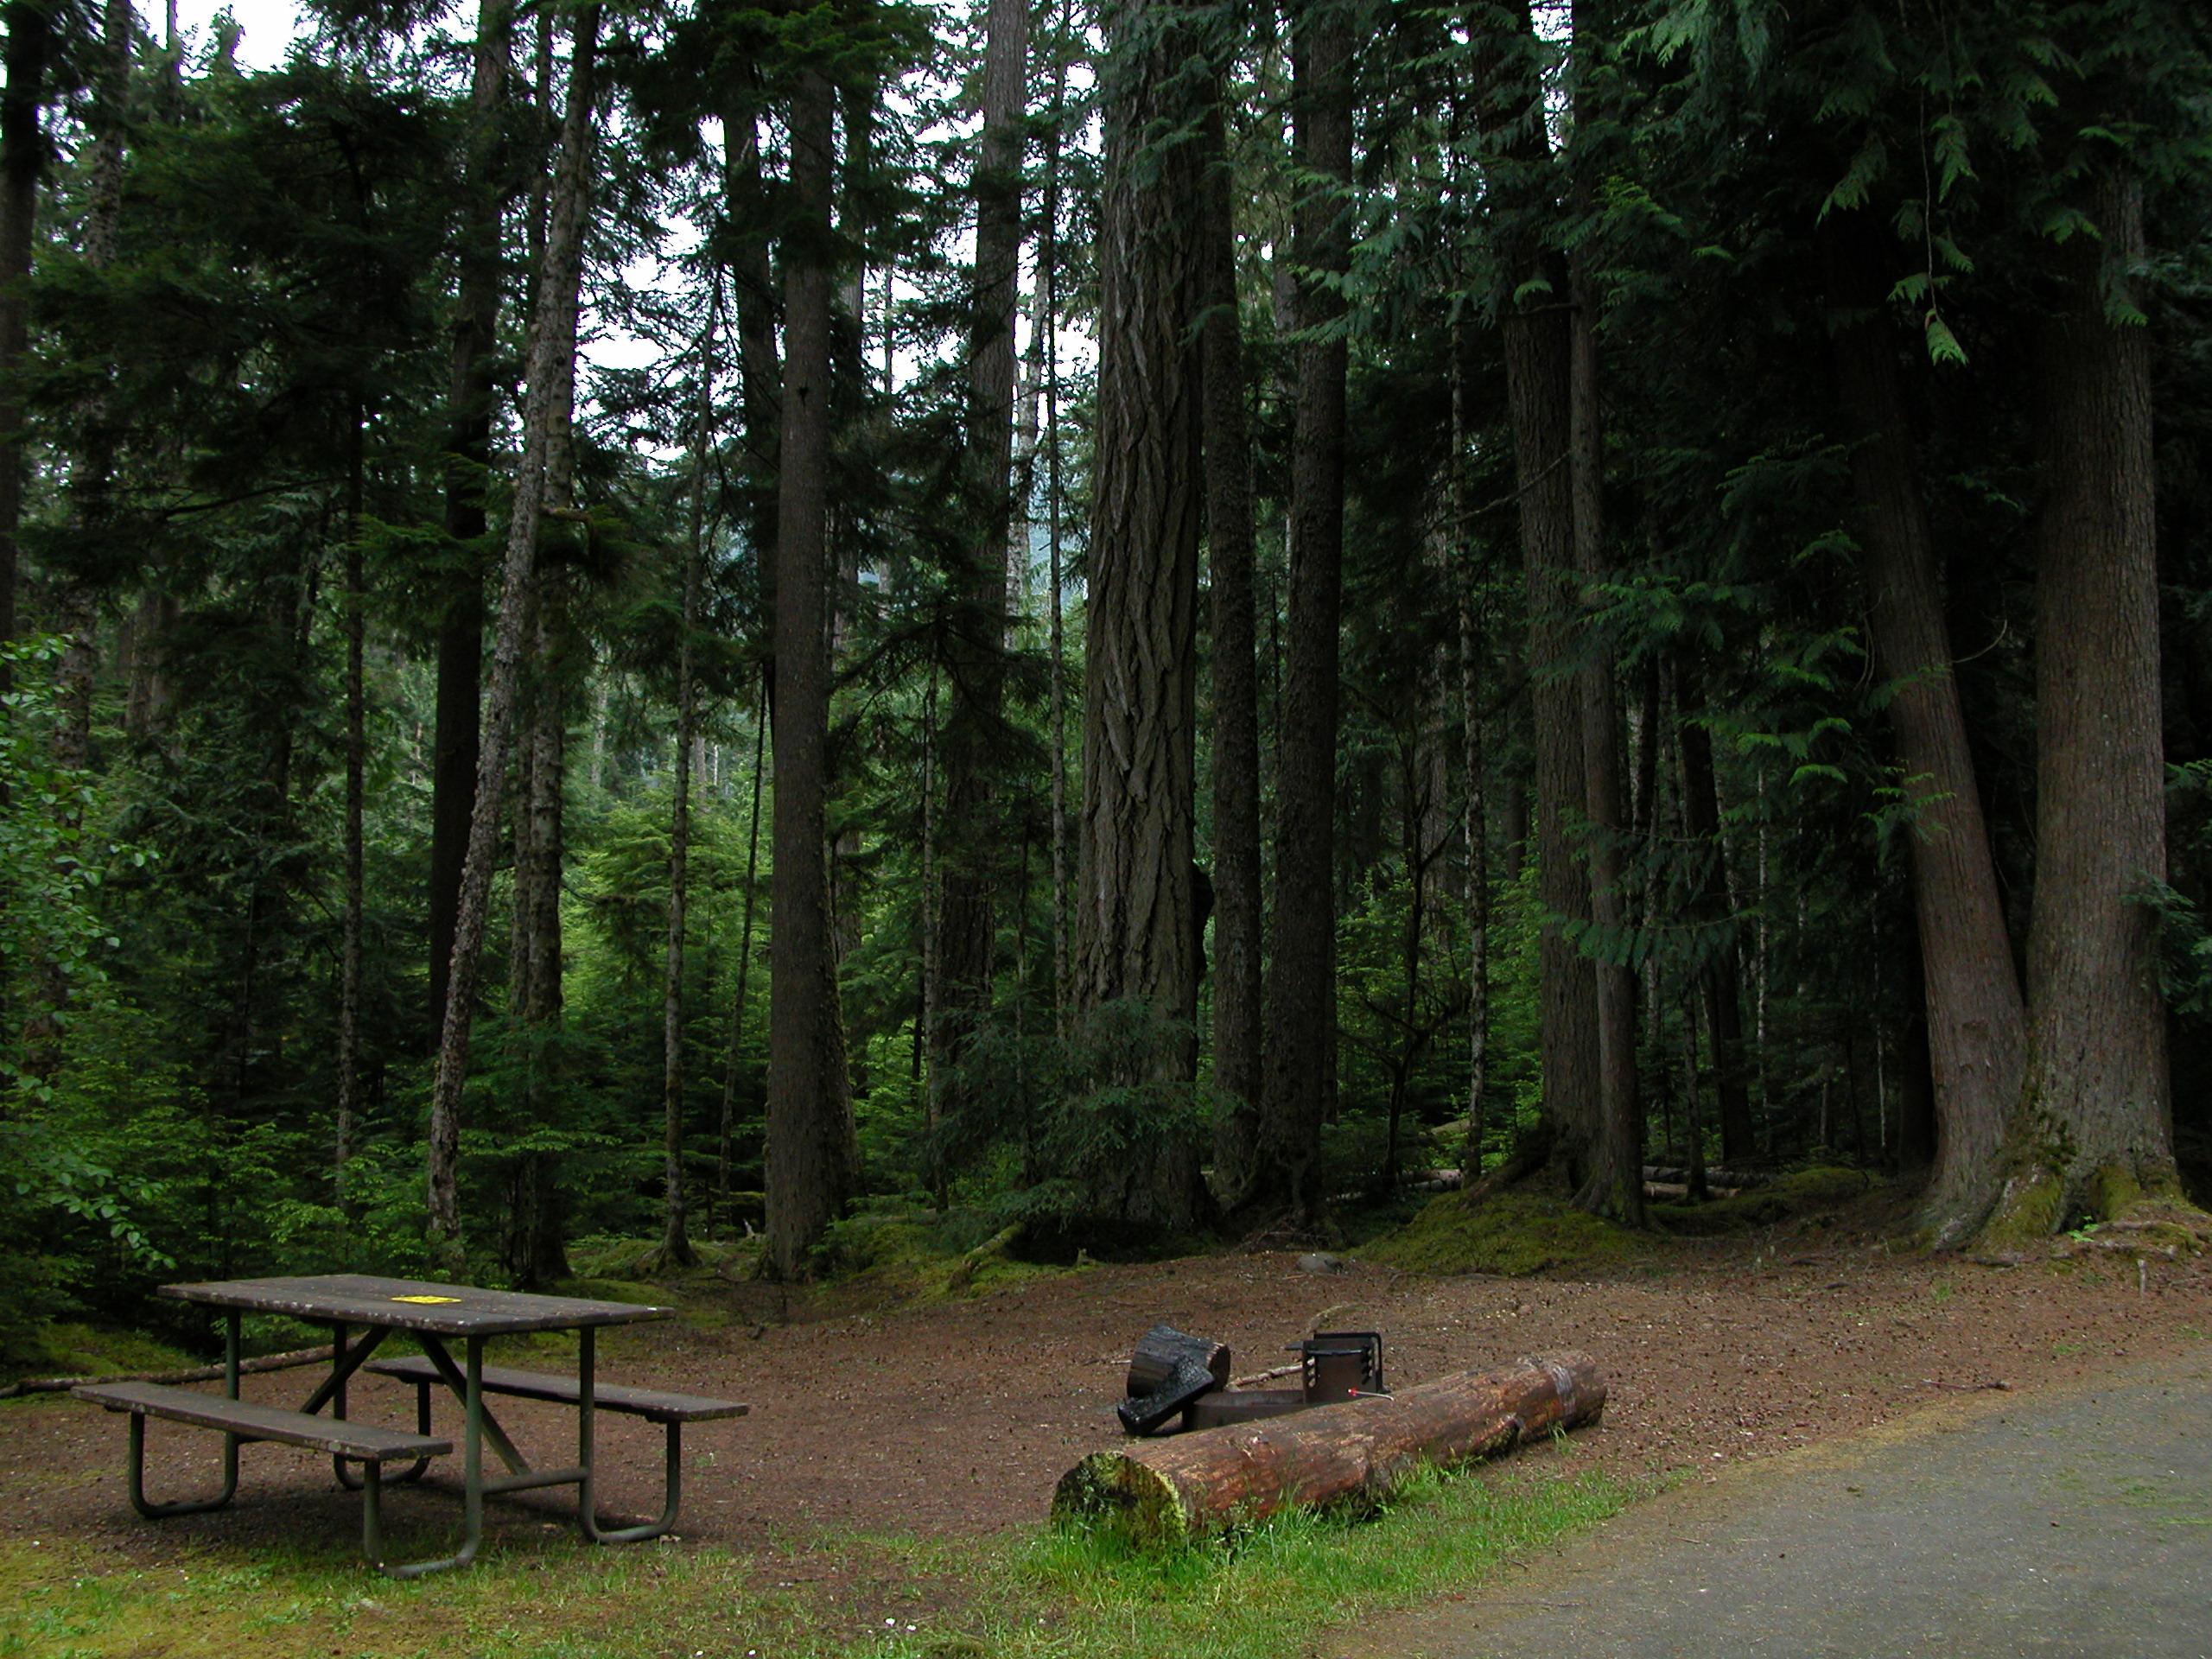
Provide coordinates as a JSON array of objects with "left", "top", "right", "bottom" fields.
[
  {"left": 576, "top": 1325, "right": 685, "bottom": 1545},
  {"left": 412, "top": 1335, "right": 533, "bottom": 1475},
  {"left": 361, "top": 1458, "right": 385, "bottom": 1566},
  {"left": 124, "top": 1312, "right": 239, "bottom": 1519},
  {"left": 328, "top": 1322, "right": 430, "bottom": 1491},
  {"left": 384, "top": 1336, "right": 484, "bottom": 1579}
]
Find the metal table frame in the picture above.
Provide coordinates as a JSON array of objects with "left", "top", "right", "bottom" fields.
[{"left": 159, "top": 1274, "right": 671, "bottom": 1577}]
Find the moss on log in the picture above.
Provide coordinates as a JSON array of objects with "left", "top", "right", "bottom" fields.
[{"left": 1052, "top": 1351, "right": 1606, "bottom": 1547}]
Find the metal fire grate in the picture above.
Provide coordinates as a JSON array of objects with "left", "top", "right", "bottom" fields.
[{"left": 1296, "top": 1331, "right": 1386, "bottom": 1403}]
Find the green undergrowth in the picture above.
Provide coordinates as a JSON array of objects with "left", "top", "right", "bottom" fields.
[
  {"left": 813, "top": 1207, "right": 1080, "bottom": 1306},
  {"left": 0, "top": 1459, "right": 1630, "bottom": 1659},
  {"left": 3, "top": 1321, "right": 195, "bottom": 1382},
  {"left": 1361, "top": 1192, "right": 1649, "bottom": 1276},
  {"left": 1649, "top": 1166, "right": 1883, "bottom": 1237}
]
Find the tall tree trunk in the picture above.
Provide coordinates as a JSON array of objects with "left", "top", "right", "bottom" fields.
[
  {"left": 336, "top": 412, "right": 365, "bottom": 1207},
  {"left": 1568, "top": 251, "right": 1643, "bottom": 1223},
  {"left": 1452, "top": 323, "right": 1492, "bottom": 1181},
  {"left": 1993, "top": 168, "right": 2178, "bottom": 1236},
  {"left": 26, "top": 0, "right": 129, "bottom": 1076},
  {"left": 429, "top": 0, "right": 514, "bottom": 1046},
  {"left": 1253, "top": 0, "right": 1352, "bottom": 1223},
  {"left": 721, "top": 70, "right": 781, "bottom": 581},
  {"left": 52, "top": 0, "right": 129, "bottom": 772},
  {"left": 508, "top": 595, "right": 569, "bottom": 1287},
  {"left": 717, "top": 683, "right": 768, "bottom": 1231},
  {"left": 426, "top": 5, "right": 600, "bottom": 1256},
  {"left": 1042, "top": 0, "right": 1071, "bottom": 1033},
  {"left": 1074, "top": 0, "right": 1209, "bottom": 1234},
  {"left": 1478, "top": 0, "right": 1601, "bottom": 1187},
  {"left": 1200, "top": 85, "right": 1266, "bottom": 1208},
  {"left": 933, "top": 0, "right": 1031, "bottom": 1122},
  {"left": 1823, "top": 219, "right": 2025, "bottom": 1240},
  {"left": 918, "top": 663, "right": 941, "bottom": 1178},
  {"left": 763, "top": 65, "right": 859, "bottom": 1281},
  {"left": 658, "top": 313, "right": 715, "bottom": 1270},
  {"left": 1675, "top": 654, "right": 1754, "bottom": 1166},
  {"left": 0, "top": 0, "right": 50, "bottom": 687}
]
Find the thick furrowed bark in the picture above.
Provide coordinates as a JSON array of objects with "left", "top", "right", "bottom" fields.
[
  {"left": 1200, "top": 88, "right": 1265, "bottom": 1209},
  {"left": 1986, "top": 169, "right": 2180, "bottom": 1245},
  {"left": 1255, "top": 3, "right": 1353, "bottom": 1221},
  {"left": 763, "top": 66, "right": 859, "bottom": 1281},
  {"left": 1074, "top": 0, "right": 1209, "bottom": 1233}
]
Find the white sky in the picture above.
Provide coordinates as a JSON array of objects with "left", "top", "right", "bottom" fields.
[
  {"left": 177, "top": 0, "right": 308, "bottom": 71},
  {"left": 170, "top": 0, "right": 1088, "bottom": 403}
]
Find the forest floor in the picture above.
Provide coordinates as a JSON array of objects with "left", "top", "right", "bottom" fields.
[{"left": 2, "top": 1190, "right": 2209, "bottom": 1656}]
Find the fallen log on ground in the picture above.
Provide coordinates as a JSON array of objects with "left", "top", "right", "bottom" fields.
[
  {"left": 1055, "top": 1351, "right": 1605, "bottom": 1545},
  {"left": 0, "top": 1345, "right": 329, "bottom": 1399},
  {"left": 1643, "top": 1164, "right": 1769, "bottom": 1189}
]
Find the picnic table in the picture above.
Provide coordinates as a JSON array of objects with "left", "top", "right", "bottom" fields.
[{"left": 72, "top": 1274, "right": 747, "bottom": 1576}]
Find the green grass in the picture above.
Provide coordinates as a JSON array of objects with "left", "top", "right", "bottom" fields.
[
  {"left": 3, "top": 1322, "right": 197, "bottom": 1383},
  {"left": 1361, "top": 1191, "right": 1649, "bottom": 1276},
  {"left": 1648, "top": 1166, "right": 1881, "bottom": 1237},
  {"left": 0, "top": 1461, "right": 1630, "bottom": 1658}
]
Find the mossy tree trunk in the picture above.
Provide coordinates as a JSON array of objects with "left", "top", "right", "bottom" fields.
[{"left": 1981, "top": 168, "right": 2182, "bottom": 1246}]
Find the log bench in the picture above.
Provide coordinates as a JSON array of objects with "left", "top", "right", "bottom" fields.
[
  {"left": 73, "top": 1380, "right": 451, "bottom": 1565},
  {"left": 365, "top": 1355, "right": 747, "bottom": 1541}
]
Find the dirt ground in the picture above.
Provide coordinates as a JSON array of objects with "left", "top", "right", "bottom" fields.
[{"left": 4, "top": 1236, "right": 2209, "bottom": 1591}]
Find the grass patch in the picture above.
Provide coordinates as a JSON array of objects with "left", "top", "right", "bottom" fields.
[
  {"left": 1360, "top": 1192, "right": 1647, "bottom": 1277},
  {"left": 2, "top": 1322, "right": 197, "bottom": 1384},
  {"left": 1649, "top": 1166, "right": 1880, "bottom": 1237},
  {"left": 816, "top": 1209, "right": 1075, "bottom": 1306},
  {"left": 0, "top": 1460, "right": 1630, "bottom": 1659}
]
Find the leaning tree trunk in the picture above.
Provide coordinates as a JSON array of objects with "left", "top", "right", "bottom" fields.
[
  {"left": 1824, "top": 218, "right": 2024, "bottom": 1243},
  {"left": 429, "top": 0, "right": 513, "bottom": 1046},
  {"left": 1254, "top": 0, "right": 1353, "bottom": 1223},
  {"left": 1199, "top": 86, "right": 1267, "bottom": 1211},
  {"left": 427, "top": 5, "right": 600, "bottom": 1256},
  {"left": 506, "top": 598, "right": 569, "bottom": 1286},
  {"left": 1988, "top": 168, "right": 2180, "bottom": 1243},
  {"left": 763, "top": 65, "right": 860, "bottom": 1282},
  {"left": 1073, "top": 0, "right": 1210, "bottom": 1235}
]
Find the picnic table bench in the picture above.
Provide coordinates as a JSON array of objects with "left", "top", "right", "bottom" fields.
[
  {"left": 73, "top": 1380, "right": 450, "bottom": 1562},
  {"left": 364, "top": 1354, "right": 747, "bottom": 1538},
  {"left": 71, "top": 1274, "right": 747, "bottom": 1577}
]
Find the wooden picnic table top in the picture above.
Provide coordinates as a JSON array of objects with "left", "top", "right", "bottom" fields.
[{"left": 161, "top": 1274, "right": 673, "bottom": 1338}]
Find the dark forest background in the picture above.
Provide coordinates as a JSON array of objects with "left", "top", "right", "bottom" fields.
[{"left": 1, "top": 0, "right": 2208, "bottom": 1362}]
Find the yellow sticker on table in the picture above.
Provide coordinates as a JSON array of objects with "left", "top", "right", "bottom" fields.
[{"left": 391, "top": 1294, "right": 463, "bottom": 1305}]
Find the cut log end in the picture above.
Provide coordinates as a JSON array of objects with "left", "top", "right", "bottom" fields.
[{"left": 1052, "top": 1451, "right": 1192, "bottom": 1548}]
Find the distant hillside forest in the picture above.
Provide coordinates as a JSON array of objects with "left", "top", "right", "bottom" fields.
[{"left": 0, "top": 0, "right": 2208, "bottom": 1354}]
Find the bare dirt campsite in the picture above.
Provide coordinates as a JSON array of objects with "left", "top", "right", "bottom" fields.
[{"left": 3, "top": 1190, "right": 2207, "bottom": 1657}]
